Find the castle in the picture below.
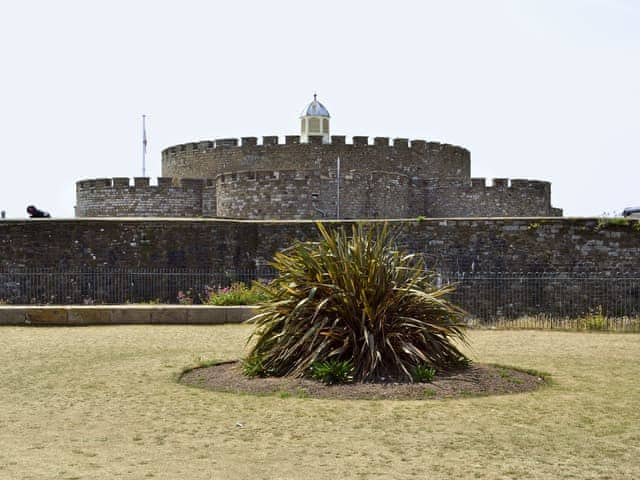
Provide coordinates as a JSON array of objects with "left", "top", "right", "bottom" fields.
[{"left": 75, "top": 96, "right": 562, "bottom": 219}]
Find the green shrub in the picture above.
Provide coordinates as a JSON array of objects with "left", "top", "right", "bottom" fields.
[
  {"left": 423, "top": 388, "right": 437, "bottom": 398},
  {"left": 581, "top": 306, "right": 607, "bottom": 331},
  {"left": 311, "top": 359, "right": 354, "bottom": 385},
  {"left": 241, "top": 355, "right": 269, "bottom": 378},
  {"left": 246, "top": 222, "right": 470, "bottom": 382},
  {"left": 411, "top": 364, "right": 436, "bottom": 383},
  {"left": 205, "top": 282, "right": 269, "bottom": 306}
]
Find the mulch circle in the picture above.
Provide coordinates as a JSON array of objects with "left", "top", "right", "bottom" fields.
[{"left": 180, "top": 361, "right": 548, "bottom": 400}]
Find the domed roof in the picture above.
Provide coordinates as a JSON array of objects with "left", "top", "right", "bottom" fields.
[{"left": 301, "top": 94, "right": 330, "bottom": 118}]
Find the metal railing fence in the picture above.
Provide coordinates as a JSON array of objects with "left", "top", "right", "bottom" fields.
[
  {"left": 438, "top": 272, "right": 640, "bottom": 331},
  {"left": 1, "top": 269, "right": 639, "bottom": 329},
  {"left": 0, "top": 267, "right": 277, "bottom": 306}
]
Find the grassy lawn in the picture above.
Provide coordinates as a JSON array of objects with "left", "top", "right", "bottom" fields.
[{"left": 0, "top": 326, "right": 639, "bottom": 479}]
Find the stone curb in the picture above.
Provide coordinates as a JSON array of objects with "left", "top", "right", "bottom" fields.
[{"left": 0, "top": 305, "right": 256, "bottom": 326}]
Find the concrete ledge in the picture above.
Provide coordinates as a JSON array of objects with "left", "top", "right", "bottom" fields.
[{"left": 0, "top": 305, "right": 257, "bottom": 326}]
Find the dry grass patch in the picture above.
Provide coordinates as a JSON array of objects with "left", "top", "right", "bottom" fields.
[{"left": 0, "top": 326, "right": 639, "bottom": 479}]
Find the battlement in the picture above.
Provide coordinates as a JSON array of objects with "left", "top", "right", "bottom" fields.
[
  {"left": 75, "top": 177, "right": 218, "bottom": 218},
  {"left": 421, "top": 178, "right": 557, "bottom": 217},
  {"left": 76, "top": 121, "right": 560, "bottom": 220},
  {"left": 427, "top": 178, "right": 552, "bottom": 191},
  {"left": 161, "top": 132, "right": 473, "bottom": 187},
  {"left": 76, "top": 177, "right": 213, "bottom": 190},
  {"left": 161, "top": 136, "right": 470, "bottom": 155}
]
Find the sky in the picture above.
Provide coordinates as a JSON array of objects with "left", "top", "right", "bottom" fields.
[{"left": 0, "top": 0, "right": 638, "bottom": 218}]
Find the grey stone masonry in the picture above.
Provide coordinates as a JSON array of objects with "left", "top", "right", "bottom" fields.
[
  {"left": 76, "top": 177, "right": 213, "bottom": 217},
  {"left": 75, "top": 135, "right": 562, "bottom": 219},
  {"left": 1, "top": 218, "right": 637, "bottom": 272}
]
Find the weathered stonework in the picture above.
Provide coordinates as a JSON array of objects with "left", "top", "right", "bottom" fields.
[
  {"left": 75, "top": 177, "right": 215, "bottom": 218},
  {"left": 1, "top": 218, "right": 636, "bottom": 273},
  {"left": 2, "top": 218, "right": 637, "bottom": 313},
  {"left": 76, "top": 136, "right": 562, "bottom": 219}
]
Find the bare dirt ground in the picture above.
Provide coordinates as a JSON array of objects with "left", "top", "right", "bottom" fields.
[
  {"left": 1, "top": 326, "right": 639, "bottom": 480},
  {"left": 181, "top": 361, "right": 546, "bottom": 400}
]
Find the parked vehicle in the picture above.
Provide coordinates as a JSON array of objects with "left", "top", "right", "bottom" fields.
[{"left": 622, "top": 207, "right": 640, "bottom": 218}]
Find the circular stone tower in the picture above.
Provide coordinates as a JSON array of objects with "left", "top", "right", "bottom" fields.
[{"left": 300, "top": 94, "right": 330, "bottom": 143}]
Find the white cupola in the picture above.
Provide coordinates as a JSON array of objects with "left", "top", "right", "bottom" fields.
[{"left": 300, "top": 94, "right": 330, "bottom": 143}]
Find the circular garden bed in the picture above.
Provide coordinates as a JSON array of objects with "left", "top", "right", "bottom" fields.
[{"left": 180, "top": 361, "right": 548, "bottom": 400}]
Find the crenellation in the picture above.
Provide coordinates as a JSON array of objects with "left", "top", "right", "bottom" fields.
[
  {"left": 216, "top": 138, "right": 238, "bottom": 147},
  {"left": 77, "top": 180, "right": 95, "bottom": 189},
  {"left": 113, "top": 177, "right": 130, "bottom": 188},
  {"left": 157, "top": 177, "right": 173, "bottom": 188},
  {"left": 134, "top": 177, "right": 150, "bottom": 188},
  {"left": 75, "top": 177, "right": 207, "bottom": 217},
  {"left": 492, "top": 178, "right": 509, "bottom": 188},
  {"left": 410, "top": 139, "right": 426, "bottom": 151},
  {"left": 393, "top": 138, "right": 409, "bottom": 148},
  {"left": 159, "top": 137, "right": 473, "bottom": 150},
  {"left": 510, "top": 179, "right": 548, "bottom": 190}
]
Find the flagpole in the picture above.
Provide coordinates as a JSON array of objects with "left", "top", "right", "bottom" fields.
[
  {"left": 142, "top": 115, "right": 147, "bottom": 177},
  {"left": 336, "top": 156, "right": 340, "bottom": 219}
]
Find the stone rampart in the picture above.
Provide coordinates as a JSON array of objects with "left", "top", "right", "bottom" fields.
[
  {"left": 161, "top": 136, "right": 471, "bottom": 181},
  {"left": 75, "top": 135, "right": 561, "bottom": 219},
  {"left": 214, "top": 169, "right": 415, "bottom": 219},
  {"left": 1, "top": 218, "right": 637, "bottom": 273},
  {"left": 216, "top": 170, "right": 319, "bottom": 219},
  {"left": 212, "top": 171, "right": 557, "bottom": 219},
  {"left": 76, "top": 174, "right": 560, "bottom": 219},
  {"left": 2, "top": 218, "right": 638, "bottom": 314},
  {"left": 422, "top": 178, "right": 561, "bottom": 217},
  {"left": 75, "top": 177, "right": 216, "bottom": 217}
]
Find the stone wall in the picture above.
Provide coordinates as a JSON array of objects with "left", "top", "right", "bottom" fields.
[
  {"left": 76, "top": 173, "right": 561, "bottom": 220},
  {"left": 1, "top": 218, "right": 638, "bottom": 273},
  {"left": 75, "top": 177, "right": 215, "bottom": 217},
  {"left": 2, "top": 218, "right": 638, "bottom": 314},
  {"left": 422, "top": 178, "right": 560, "bottom": 217},
  {"left": 161, "top": 136, "right": 471, "bottom": 182},
  {"left": 75, "top": 135, "right": 563, "bottom": 219},
  {"left": 216, "top": 170, "right": 319, "bottom": 219}
]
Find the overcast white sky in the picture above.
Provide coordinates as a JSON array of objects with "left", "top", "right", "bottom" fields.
[{"left": 0, "top": 0, "right": 638, "bottom": 218}]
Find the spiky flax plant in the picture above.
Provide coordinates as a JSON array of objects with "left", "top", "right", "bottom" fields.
[{"left": 246, "top": 222, "right": 469, "bottom": 382}]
